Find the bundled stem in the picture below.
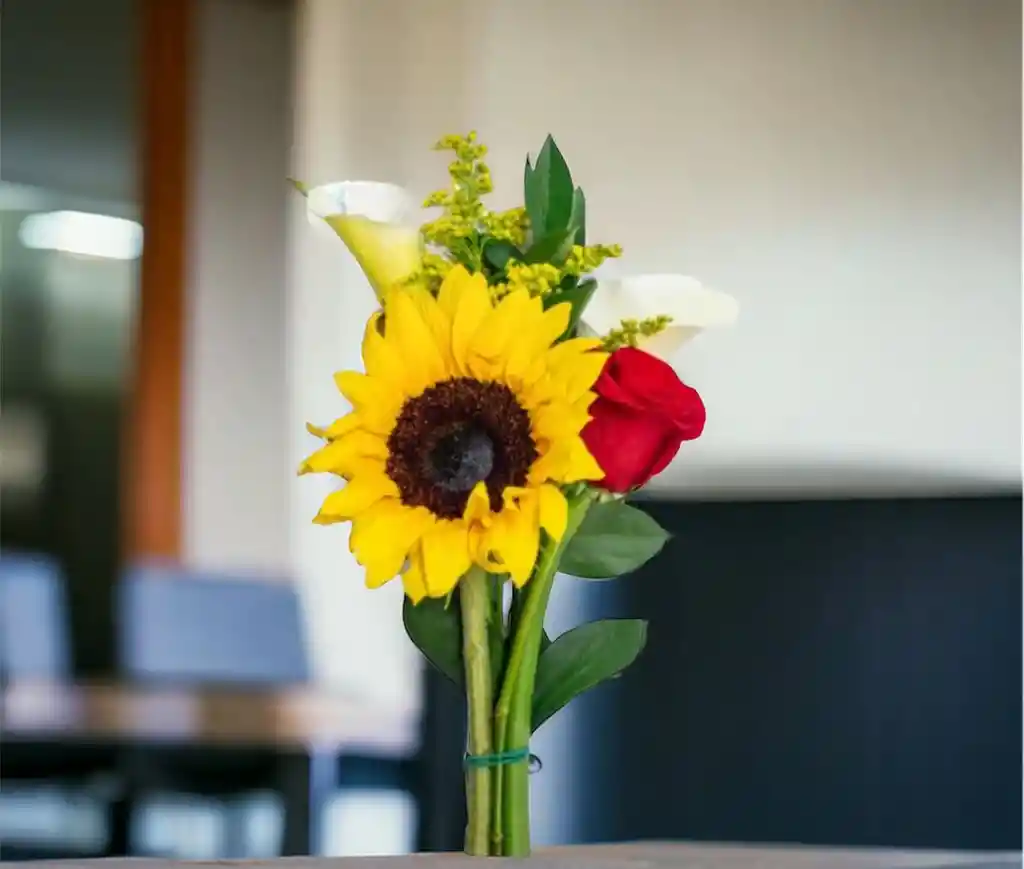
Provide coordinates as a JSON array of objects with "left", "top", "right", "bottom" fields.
[
  {"left": 459, "top": 566, "right": 494, "bottom": 855},
  {"left": 492, "top": 492, "right": 595, "bottom": 855}
]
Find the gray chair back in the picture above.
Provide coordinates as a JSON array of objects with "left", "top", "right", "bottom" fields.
[
  {"left": 118, "top": 564, "right": 309, "bottom": 685},
  {"left": 0, "top": 552, "right": 71, "bottom": 678}
]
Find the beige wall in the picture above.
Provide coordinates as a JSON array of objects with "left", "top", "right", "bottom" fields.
[
  {"left": 183, "top": 0, "right": 293, "bottom": 575},
  {"left": 461, "top": 0, "right": 1021, "bottom": 497}
]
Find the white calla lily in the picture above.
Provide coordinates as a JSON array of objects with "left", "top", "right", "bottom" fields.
[
  {"left": 304, "top": 181, "right": 421, "bottom": 301},
  {"left": 582, "top": 274, "right": 739, "bottom": 359}
]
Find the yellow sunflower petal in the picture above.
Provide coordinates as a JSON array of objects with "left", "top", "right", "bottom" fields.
[
  {"left": 516, "top": 339, "right": 602, "bottom": 409},
  {"left": 362, "top": 313, "right": 406, "bottom": 387},
  {"left": 442, "top": 267, "right": 493, "bottom": 374},
  {"left": 352, "top": 501, "right": 435, "bottom": 589},
  {"left": 314, "top": 474, "right": 398, "bottom": 523},
  {"left": 538, "top": 302, "right": 571, "bottom": 346},
  {"left": 298, "top": 430, "right": 388, "bottom": 476},
  {"left": 462, "top": 481, "right": 493, "bottom": 526},
  {"left": 467, "top": 290, "right": 536, "bottom": 380},
  {"left": 544, "top": 344, "right": 609, "bottom": 403},
  {"left": 306, "top": 422, "right": 329, "bottom": 439},
  {"left": 531, "top": 401, "right": 590, "bottom": 444},
  {"left": 401, "top": 545, "right": 428, "bottom": 604},
  {"left": 322, "top": 414, "right": 362, "bottom": 440},
  {"left": 503, "top": 301, "right": 570, "bottom": 385},
  {"left": 537, "top": 484, "right": 568, "bottom": 542},
  {"left": 410, "top": 287, "right": 454, "bottom": 372},
  {"left": 333, "top": 371, "right": 375, "bottom": 405},
  {"left": 383, "top": 289, "right": 448, "bottom": 393},
  {"left": 561, "top": 437, "right": 605, "bottom": 483},
  {"left": 486, "top": 498, "right": 539, "bottom": 587},
  {"left": 333, "top": 371, "right": 402, "bottom": 432},
  {"left": 572, "top": 391, "right": 598, "bottom": 414},
  {"left": 421, "top": 520, "right": 472, "bottom": 598},
  {"left": 437, "top": 264, "right": 465, "bottom": 318},
  {"left": 550, "top": 336, "right": 604, "bottom": 357},
  {"left": 528, "top": 436, "right": 604, "bottom": 485}
]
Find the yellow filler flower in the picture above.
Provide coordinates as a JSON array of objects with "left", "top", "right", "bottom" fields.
[{"left": 300, "top": 266, "right": 607, "bottom": 602}]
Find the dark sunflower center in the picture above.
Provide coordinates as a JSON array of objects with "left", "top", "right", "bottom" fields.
[
  {"left": 429, "top": 427, "right": 494, "bottom": 492},
  {"left": 386, "top": 378, "right": 537, "bottom": 520}
]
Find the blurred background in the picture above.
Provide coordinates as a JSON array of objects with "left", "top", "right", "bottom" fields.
[{"left": 0, "top": 0, "right": 1020, "bottom": 860}]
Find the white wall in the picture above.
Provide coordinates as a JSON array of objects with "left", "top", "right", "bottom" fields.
[
  {"left": 283, "top": 0, "right": 437, "bottom": 707},
  {"left": 184, "top": 0, "right": 293, "bottom": 574},
  {"left": 460, "top": 0, "right": 1021, "bottom": 498}
]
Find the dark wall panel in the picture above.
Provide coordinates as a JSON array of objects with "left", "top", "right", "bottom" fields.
[{"left": 595, "top": 496, "right": 1021, "bottom": 850}]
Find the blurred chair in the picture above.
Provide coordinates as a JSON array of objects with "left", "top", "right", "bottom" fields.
[
  {"left": 119, "top": 563, "right": 309, "bottom": 687},
  {"left": 116, "top": 563, "right": 314, "bottom": 858},
  {"left": 0, "top": 552, "right": 117, "bottom": 860},
  {"left": 118, "top": 564, "right": 425, "bottom": 858},
  {"left": 0, "top": 552, "right": 71, "bottom": 680}
]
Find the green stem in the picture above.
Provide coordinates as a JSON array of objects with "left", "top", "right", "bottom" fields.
[
  {"left": 460, "top": 566, "right": 494, "bottom": 856},
  {"left": 493, "top": 492, "right": 594, "bottom": 856},
  {"left": 489, "top": 586, "right": 523, "bottom": 854}
]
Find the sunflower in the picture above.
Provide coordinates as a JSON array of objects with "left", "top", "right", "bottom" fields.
[{"left": 300, "top": 265, "right": 608, "bottom": 602}]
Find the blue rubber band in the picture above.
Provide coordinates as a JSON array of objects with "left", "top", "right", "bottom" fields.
[{"left": 464, "top": 747, "right": 538, "bottom": 770}]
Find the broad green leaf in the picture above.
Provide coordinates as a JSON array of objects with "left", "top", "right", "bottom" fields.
[
  {"left": 482, "top": 238, "right": 522, "bottom": 273},
  {"left": 560, "top": 501, "right": 671, "bottom": 579},
  {"left": 540, "top": 628, "right": 552, "bottom": 654},
  {"left": 525, "top": 229, "right": 576, "bottom": 265},
  {"left": 524, "top": 135, "right": 575, "bottom": 238},
  {"left": 532, "top": 619, "right": 648, "bottom": 731},
  {"left": 403, "top": 594, "right": 463, "bottom": 687},
  {"left": 544, "top": 278, "right": 598, "bottom": 340}
]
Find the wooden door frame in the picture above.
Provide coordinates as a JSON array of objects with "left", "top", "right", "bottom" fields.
[{"left": 124, "top": 0, "right": 194, "bottom": 560}]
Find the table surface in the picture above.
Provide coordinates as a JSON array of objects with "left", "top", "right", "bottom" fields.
[
  {"left": 0, "top": 679, "right": 420, "bottom": 754},
  {"left": 11, "top": 843, "right": 1022, "bottom": 868}
]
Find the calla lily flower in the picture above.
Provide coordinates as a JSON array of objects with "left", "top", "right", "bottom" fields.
[
  {"left": 582, "top": 274, "right": 739, "bottom": 359},
  {"left": 305, "top": 181, "right": 422, "bottom": 301}
]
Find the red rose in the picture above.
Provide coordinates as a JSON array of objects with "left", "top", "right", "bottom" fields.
[{"left": 582, "top": 347, "right": 706, "bottom": 493}]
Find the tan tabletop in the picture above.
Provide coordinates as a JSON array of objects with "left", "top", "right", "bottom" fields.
[
  {"left": 0, "top": 679, "right": 420, "bottom": 754},
  {"left": 9, "top": 842, "right": 1021, "bottom": 868}
]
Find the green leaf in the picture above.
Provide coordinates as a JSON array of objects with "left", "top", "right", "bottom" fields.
[
  {"left": 524, "top": 135, "right": 575, "bottom": 238},
  {"left": 532, "top": 619, "right": 648, "bottom": 731},
  {"left": 570, "top": 187, "right": 586, "bottom": 246},
  {"left": 544, "top": 278, "right": 598, "bottom": 339},
  {"left": 482, "top": 238, "right": 522, "bottom": 273},
  {"left": 287, "top": 177, "right": 309, "bottom": 196},
  {"left": 525, "top": 229, "right": 576, "bottom": 265},
  {"left": 403, "top": 595, "right": 463, "bottom": 687},
  {"left": 559, "top": 501, "right": 671, "bottom": 579},
  {"left": 540, "top": 628, "right": 552, "bottom": 654},
  {"left": 524, "top": 156, "right": 540, "bottom": 235}
]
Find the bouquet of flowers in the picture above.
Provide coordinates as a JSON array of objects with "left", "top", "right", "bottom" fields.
[{"left": 294, "top": 133, "right": 736, "bottom": 857}]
